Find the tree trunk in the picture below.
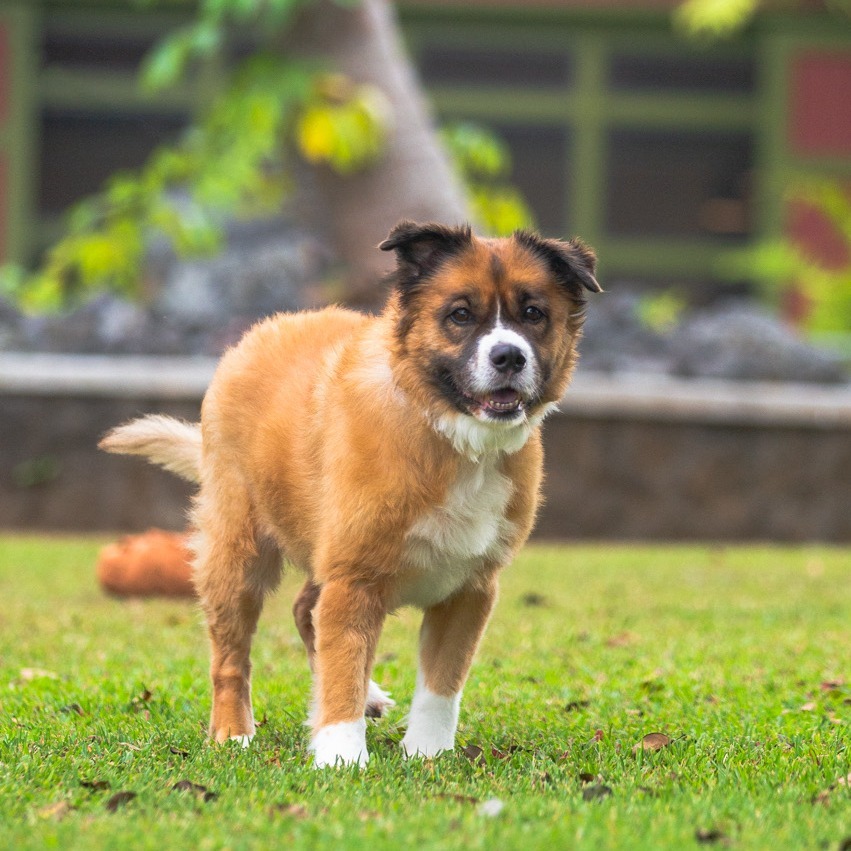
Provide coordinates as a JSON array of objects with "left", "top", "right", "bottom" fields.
[{"left": 289, "top": 0, "right": 469, "bottom": 307}]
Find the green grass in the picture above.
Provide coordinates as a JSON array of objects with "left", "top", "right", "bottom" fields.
[{"left": 1, "top": 537, "right": 849, "bottom": 850}]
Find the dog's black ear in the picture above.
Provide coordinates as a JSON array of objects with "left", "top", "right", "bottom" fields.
[
  {"left": 379, "top": 220, "right": 472, "bottom": 285},
  {"left": 513, "top": 230, "right": 602, "bottom": 297}
]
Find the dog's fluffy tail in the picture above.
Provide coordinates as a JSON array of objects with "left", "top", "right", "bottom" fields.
[{"left": 99, "top": 415, "right": 202, "bottom": 484}]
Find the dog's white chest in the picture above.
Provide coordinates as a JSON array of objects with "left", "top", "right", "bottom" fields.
[{"left": 400, "top": 458, "right": 514, "bottom": 608}]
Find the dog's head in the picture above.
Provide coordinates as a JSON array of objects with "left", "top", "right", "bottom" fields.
[{"left": 381, "top": 221, "right": 600, "bottom": 454}]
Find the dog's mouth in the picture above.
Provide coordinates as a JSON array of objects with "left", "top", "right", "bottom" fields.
[{"left": 462, "top": 387, "right": 525, "bottom": 419}]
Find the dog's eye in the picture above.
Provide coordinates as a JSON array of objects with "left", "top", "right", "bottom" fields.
[
  {"left": 449, "top": 307, "right": 473, "bottom": 325},
  {"left": 522, "top": 305, "right": 546, "bottom": 323}
]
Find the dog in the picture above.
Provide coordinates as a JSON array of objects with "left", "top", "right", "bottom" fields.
[{"left": 100, "top": 221, "right": 599, "bottom": 767}]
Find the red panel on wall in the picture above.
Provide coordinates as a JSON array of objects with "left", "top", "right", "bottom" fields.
[
  {"left": 790, "top": 53, "right": 851, "bottom": 157},
  {"left": 0, "top": 155, "right": 7, "bottom": 262},
  {"left": 786, "top": 191, "right": 851, "bottom": 271},
  {"left": 0, "top": 23, "right": 10, "bottom": 125}
]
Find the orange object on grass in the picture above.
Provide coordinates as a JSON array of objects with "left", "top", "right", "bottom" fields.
[{"left": 97, "top": 529, "right": 195, "bottom": 598}]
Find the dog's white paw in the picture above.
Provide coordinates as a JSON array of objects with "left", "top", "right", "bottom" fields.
[
  {"left": 310, "top": 719, "right": 369, "bottom": 768},
  {"left": 229, "top": 734, "right": 253, "bottom": 748},
  {"left": 401, "top": 730, "right": 455, "bottom": 759},
  {"left": 401, "top": 680, "right": 460, "bottom": 759},
  {"left": 365, "top": 680, "right": 396, "bottom": 718}
]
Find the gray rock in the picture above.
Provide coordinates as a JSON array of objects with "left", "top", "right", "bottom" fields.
[
  {"left": 670, "top": 302, "right": 848, "bottom": 384},
  {"left": 578, "top": 292, "right": 675, "bottom": 375}
]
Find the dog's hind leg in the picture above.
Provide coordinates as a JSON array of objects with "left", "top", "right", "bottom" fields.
[
  {"left": 193, "top": 485, "right": 281, "bottom": 745},
  {"left": 293, "top": 579, "right": 395, "bottom": 723}
]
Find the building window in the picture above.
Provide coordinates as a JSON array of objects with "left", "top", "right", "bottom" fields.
[
  {"left": 605, "top": 128, "right": 753, "bottom": 240},
  {"left": 419, "top": 45, "right": 572, "bottom": 89},
  {"left": 38, "top": 109, "right": 186, "bottom": 216},
  {"left": 608, "top": 52, "right": 755, "bottom": 94}
]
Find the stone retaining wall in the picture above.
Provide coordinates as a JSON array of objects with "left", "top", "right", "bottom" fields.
[{"left": 2, "top": 355, "right": 850, "bottom": 541}]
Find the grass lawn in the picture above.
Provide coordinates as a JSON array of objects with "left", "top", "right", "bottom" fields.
[{"left": 0, "top": 537, "right": 848, "bottom": 850}]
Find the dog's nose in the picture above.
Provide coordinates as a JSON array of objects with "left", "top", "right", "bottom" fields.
[{"left": 489, "top": 343, "right": 526, "bottom": 374}]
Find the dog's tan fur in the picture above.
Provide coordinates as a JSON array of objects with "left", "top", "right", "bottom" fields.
[{"left": 100, "top": 221, "right": 598, "bottom": 762}]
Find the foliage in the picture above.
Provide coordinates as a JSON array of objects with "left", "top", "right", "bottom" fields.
[
  {"left": 676, "top": 0, "right": 851, "bottom": 336},
  {"left": 721, "top": 180, "right": 851, "bottom": 333},
  {"left": 636, "top": 290, "right": 688, "bottom": 334},
  {"left": 676, "top": 0, "right": 851, "bottom": 37},
  {"left": 440, "top": 123, "right": 535, "bottom": 237},
  {"left": 0, "top": 0, "right": 534, "bottom": 313},
  {"left": 1, "top": 538, "right": 849, "bottom": 849}
]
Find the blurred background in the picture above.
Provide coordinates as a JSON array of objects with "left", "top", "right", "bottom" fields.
[{"left": 0, "top": 0, "right": 849, "bottom": 542}]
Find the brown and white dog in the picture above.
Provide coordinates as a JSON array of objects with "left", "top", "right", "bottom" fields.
[{"left": 100, "top": 221, "right": 599, "bottom": 767}]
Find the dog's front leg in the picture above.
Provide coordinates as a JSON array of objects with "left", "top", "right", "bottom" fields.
[
  {"left": 402, "top": 575, "right": 498, "bottom": 758},
  {"left": 310, "top": 579, "right": 387, "bottom": 768}
]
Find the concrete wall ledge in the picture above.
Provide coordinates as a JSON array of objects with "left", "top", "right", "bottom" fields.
[
  {"left": 2, "top": 353, "right": 850, "bottom": 539},
  {"left": 2, "top": 352, "right": 850, "bottom": 429}
]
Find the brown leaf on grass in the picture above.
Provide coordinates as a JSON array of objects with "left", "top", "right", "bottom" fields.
[
  {"left": 270, "top": 803, "right": 309, "bottom": 819},
  {"left": 695, "top": 827, "right": 729, "bottom": 844},
  {"left": 80, "top": 779, "right": 110, "bottom": 791},
  {"left": 590, "top": 729, "right": 605, "bottom": 743},
  {"left": 820, "top": 680, "right": 844, "bottom": 692},
  {"left": 837, "top": 773, "right": 851, "bottom": 787},
  {"left": 490, "top": 744, "right": 524, "bottom": 759},
  {"left": 578, "top": 772, "right": 596, "bottom": 784},
  {"left": 434, "top": 793, "right": 479, "bottom": 805},
  {"left": 20, "top": 668, "right": 58, "bottom": 682},
  {"left": 169, "top": 746, "right": 190, "bottom": 758},
  {"left": 460, "top": 745, "right": 485, "bottom": 765},
  {"left": 582, "top": 783, "right": 612, "bottom": 801},
  {"left": 812, "top": 788, "right": 832, "bottom": 805},
  {"left": 564, "top": 700, "right": 591, "bottom": 712},
  {"left": 172, "top": 781, "right": 217, "bottom": 802},
  {"left": 606, "top": 631, "right": 638, "bottom": 648},
  {"left": 634, "top": 732, "right": 671, "bottom": 753},
  {"left": 520, "top": 592, "right": 548, "bottom": 607},
  {"left": 800, "top": 701, "right": 817, "bottom": 712},
  {"left": 38, "top": 801, "right": 73, "bottom": 821},
  {"left": 105, "top": 791, "right": 137, "bottom": 812},
  {"left": 129, "top": 688, "right": 152, "bottom": 711},
  {"left": 60, "top": 703, "right": 85, "bottom": 716}
]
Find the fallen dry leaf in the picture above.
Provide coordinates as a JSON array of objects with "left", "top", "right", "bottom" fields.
[
  {"left": 460, "top": 744, "right": 485, "bottom": 765},
  {"left": 60, "top": 704, "right": 85, "bottom": 716},
  {"left": 591, "top": 729, "right": 605, "bottom": 743},
  {"left": 837, "top": 773, "right": 851, "bottom": 787},
  {"left": 169, "top": 746, "right": 190, "bottom": 758},
  {"left": 270, "top": 803, "right": 309, "bottom": 819},
  {"left": 104, "top": 791, "right": 137, "bottom": 812},
  {"left": 606, "top": 631, "right": 638, "bottom": 648},
  {"left": 80, "top": 779, "right": 110, "bottom": 791},
  {"left": 19, "top": 668, "right": 58, "bottom": 682},
  {"left": 800, "top": 701, "right": 817, "bottom": 712},
  {"left": 564, "top": 700, "right": 591, "bottom": 712},
  {"left": 37, "top": 801, "right": 73, "bottom": 821},
  {"left": 820, "top": 680, "right": 844, "bottom": 692},
  {"left": 434, "top": 793, "right": 479, "bottom": 805},
  {"left": 812, "top": 788, "right": 832, "bottom": 805},
  {"left": 578, "top": 772, "right": 596, "bottom": 784},
  {"left": 695, "top": 827, "right": 728, "bottom": 844},
  {"left": 635, "top": 732, "right": 672, "bottom": 753},
  {"left": 172, "top": 780, "right": 217, "bottom": 802},
  {"left": 582, "top": 783, "right": 612, "bottom": 801}
]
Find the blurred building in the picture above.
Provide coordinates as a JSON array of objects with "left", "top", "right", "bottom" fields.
[{"left": 0, "top": 0, "right": 849, "bottom": 292}]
